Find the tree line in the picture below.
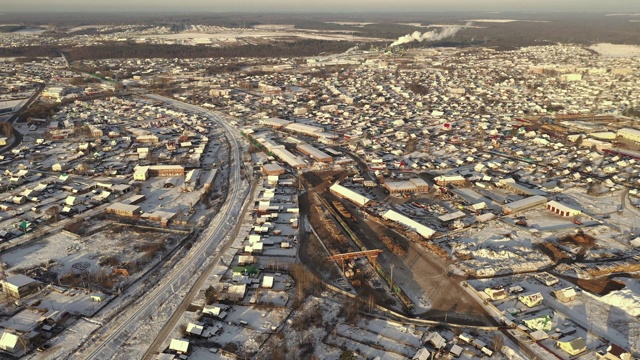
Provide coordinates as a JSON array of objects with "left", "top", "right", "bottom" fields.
[{"left": 63, "top": 40, "right": 361, "bottom": 61}]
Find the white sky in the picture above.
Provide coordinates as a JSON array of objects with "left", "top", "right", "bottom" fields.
[{"left": 3, "top": 0, "right": 639, "bottom": 12}]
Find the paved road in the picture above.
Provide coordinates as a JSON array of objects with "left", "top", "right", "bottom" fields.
[
  {"left": 80, "top": 94, "right": 249, "bottom": 360},
  {"left": 0, "top": 83, "right": 43, "bottom": 155},
  {"left": 139, "top": 96, "right": 254, "bottom": 360}
]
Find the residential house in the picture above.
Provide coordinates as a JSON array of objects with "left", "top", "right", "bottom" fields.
[
  {"left": 522, "top": 314, "right": 553, "bottom": 332},
  {"left": 597, "top": 344, "right": 632, "bottom": 360},
  {"left": 423, "top": 331, "right": 446, "bottom": 349},
  {"left": 556, "top": 336, "right": 587, "bottom": 356},
  {"left": 518, "top": 292, "right": 544, "bottom": 308},
  {"left": 2, "top": 274, "right": 41, "bottom": 299},
  {"left": 484, "top": 286, "right": 508, "bottom": 301},
  {"left": 168, "top": 338, "right": 190, "bottom": 354},
  {"left": 553, "top": 287, "right": 577, "bottom": 303},
  {"left": 186, "top": 323, "right": 204, "bottom": 337}
]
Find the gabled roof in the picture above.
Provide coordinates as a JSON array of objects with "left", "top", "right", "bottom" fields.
[
  {"left": 608, "top": 343, "right": 631, "bottom": 357},
  {"left": 424, "top": 331, "right": 446, "bottom": 349},
  {"left": 186, "top": 323, "right": 203, "bottom": 336},
  {"left": 169, "top": 338, "right": 189, "bottom": 353},
  {"left": 559, "top": 336, "right": 586, "bottom": 350}
]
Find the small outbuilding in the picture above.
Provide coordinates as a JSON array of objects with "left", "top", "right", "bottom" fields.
[
  {"left": 262, "top": 275, "right": 274, "bottom": 289},
  {"left": 0, "top": 332, "right": 24, "bottom": 354},
  {"left": 412, "top": 348, "right": 431, "bottom": 360}
]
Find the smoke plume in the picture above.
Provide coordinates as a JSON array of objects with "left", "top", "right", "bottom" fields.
[{"left": 390, "top": 23, "right": 471, "bottom": 47}]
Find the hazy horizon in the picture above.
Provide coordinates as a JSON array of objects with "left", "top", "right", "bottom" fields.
[{"left": 3, "top": 0, "right": 640, "bottom": 13}]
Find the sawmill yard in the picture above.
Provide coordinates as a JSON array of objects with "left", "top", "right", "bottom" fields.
[{"left": 297, "top": 169, "right": 640, "bottom": 332}]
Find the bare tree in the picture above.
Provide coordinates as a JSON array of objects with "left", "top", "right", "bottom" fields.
[
  {"left": 492, "top": 334, "right": 504, "bottom": 352},
  {"left": 45, "top": 205, "right": 60, "bottom": 224}
]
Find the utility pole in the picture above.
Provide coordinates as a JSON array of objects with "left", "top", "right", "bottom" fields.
[{"left": 390, "top": 263, "right": 395, "bottom": 294}]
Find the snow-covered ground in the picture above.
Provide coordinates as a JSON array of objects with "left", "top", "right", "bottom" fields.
[
  {"left": 445, "top": 221, "right": 552, "bottom": 276},
  {"left": 470, "top": 274, "right": 640, "bottom": 355},
  {"left": 26, "top": 318, "right": 101, "bottom": 360},
  {"left": 589, "top": 43, "right": 640, "bottom": 58},
  {"left": 3, "top": 224, "right": 177, "bottom": 278}
]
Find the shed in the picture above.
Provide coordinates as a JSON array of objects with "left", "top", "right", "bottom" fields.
[
  {"left": 0, "top": 332, "right": 23, "bottom": 353},
  {"left": 262, "top": 275, "right": 274, "bottom": 289},
  {"left": 459, "top": 333, "right": 473, "bottom": 343},
  {"left": 450, "top": 344, "right": 463, "bottom": 357},
  {"left": 90, "top": 293, "right": 107, "bottom": 302},
  {"left": 530, "top": 329, "right": 549, "bottom": 341},
  {"left": 382, "top": 209, "right": 436, "bottom": 238}
]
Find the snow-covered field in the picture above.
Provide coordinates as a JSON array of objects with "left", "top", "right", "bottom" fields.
[
  {"left": 589, "top": 43, "right": 640, "bottom": 58},
  {"left": 325, "top": 21, "right": 377, "bottom": 26},
  {"left": 466, "top": 19, "right": 548, "bottom": 23},
  {"left": 3, "top": 224, "right": 176, "bottom": 278}
]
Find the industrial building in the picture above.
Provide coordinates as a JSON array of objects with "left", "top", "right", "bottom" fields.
[
  {"left": 382, "top": 209, "right": 436, "bottom": 239},
  {"left": 136, "top": 134, "right": 160, "bottom": 143},
  {"left": 546, "top": 200, "right": 581, "bottom": 217},
  {"left": 106, "top": 202, "right": 142, "bottom": 217},
  {"left": 184, "top": 169, "right": 201, "bottom": 191},
  {"left": 270, "top": 148, "right": 307, "bottom": 169},
  {"left": 202, "top": 169, "right": 218, "bottom": 191},
  {"left": 501, "top": 179, "right": 547, "bottom": 196},
  {"left": 262, "top": 163, "right": 286, "bottom": 176},
  {"left": 260, "top": 118, "right": 293, "bottom": 129},
  {"left": 502, "top": 195, "right": 547, "bottom": 214},
  {"left": 617, "top": 128, "right": 640, "bottom": 143},
  {"left": 434, "top": 175, "right": 466, "bottom": 186},
  {"left": 383, "top": 178, "right": 429, "bottom": 194},
  {"left": 148, "top": 165, "right": 185, "bottom": 177},
  {"left": 329, "top": 182, "right": 371, "bottom": 207},
  {"left": 296, "top": 143, "right": 333, "bottom": 162}
]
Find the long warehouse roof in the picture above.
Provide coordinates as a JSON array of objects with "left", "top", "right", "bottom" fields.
[
  {"left": 382, "top": 209, "right": 436, "bottom": 238},
  {"left": 330, "top": 183, "right": 371, "bottom": 207}
]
